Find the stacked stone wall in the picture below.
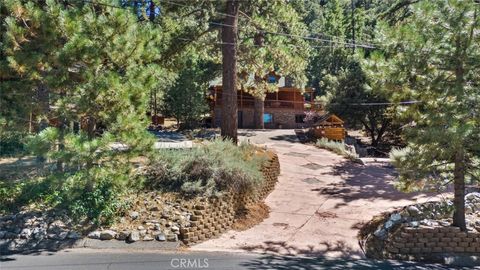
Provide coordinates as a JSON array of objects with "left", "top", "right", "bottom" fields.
[
  {"left": 361, "top": 193, "right": 480, "bottom": 262},
  {"left": 181, "top": 154, "right": 280, "bottom": 245}
]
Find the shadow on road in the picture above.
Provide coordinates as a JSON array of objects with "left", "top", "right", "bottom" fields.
[
  {"left": 240, "top": 240, "right": 364, "bottom": 258},
  {"left": 239, "top": 254, "right": 460, "bottom": 270}
]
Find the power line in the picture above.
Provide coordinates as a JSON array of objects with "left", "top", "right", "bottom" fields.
[{"left": 78, "top": 0, "right": 378, "bottom": 49}]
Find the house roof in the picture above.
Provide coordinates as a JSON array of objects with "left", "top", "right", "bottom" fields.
[{"left": 313, "top": 113, "right": 344, "bottom": 126}]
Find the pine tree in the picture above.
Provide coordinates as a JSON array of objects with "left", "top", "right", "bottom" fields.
[
  {"left": 1, "top": 0, "right": 178, "bottom": 167},
  {"left": 379, "top": 0, "right": 480, "bottom": 231}
]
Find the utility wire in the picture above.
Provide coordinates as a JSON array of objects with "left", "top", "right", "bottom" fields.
[{"left": 77, "top": 0, "right": 379, "bottom": 49}]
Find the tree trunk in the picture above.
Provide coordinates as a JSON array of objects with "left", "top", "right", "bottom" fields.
[
  {"left": 253, "top": 97, "right": 264, "bottom": 129},
  {"left": 221, "top": 0, "right": 239, "bottom": 143},
  {"left": 452, "top": 149, "right": 467, "bottom": 231},
  {"left": 37, "top": 83, "right": 50, "bottom": 131}
]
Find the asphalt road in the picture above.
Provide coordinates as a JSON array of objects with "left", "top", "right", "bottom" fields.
[{"left": 0, "top": 249, "right": 473, "bottom": 270}]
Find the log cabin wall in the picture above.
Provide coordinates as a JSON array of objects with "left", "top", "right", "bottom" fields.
[{"left": 211, "top": 86, "right": 313, "bottom": 129}]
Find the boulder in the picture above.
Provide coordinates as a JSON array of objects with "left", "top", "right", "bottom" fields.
[
  {"left": 143, "top": 235, "right": 154, "bottom": 241},
  {"left": 99, "top": 230, "right": 117, "bottom": 240},
  {"left": 116, "top": 231, "right": 129, "bottom": 241},
  {"left": 19, "top": 228, "right": 32, "bottom": 239},
  {"left": 67, "top": 231, "right": 81, "bottom": 239},
  {"left": 128, "top": 231, "right": 140, "bottom": 242},
  {"left": 155, "top": 233, "right": 166, "bottom": 241},
  {"left": 88, "top": 231, "right": 101, "bottom": 239}
]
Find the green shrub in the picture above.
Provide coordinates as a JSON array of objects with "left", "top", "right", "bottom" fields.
[
  {"left": 144, "top": 139, "right": 268, "bottom": 197},
  {"left": 316, "top": 138, "right": 359, "bottom": 161},
  {"left": 0, "top": 130, "right": 28, "bottom": 157},
  {"left": 0, "top": 166, "right": 130, "bottom": 225}
]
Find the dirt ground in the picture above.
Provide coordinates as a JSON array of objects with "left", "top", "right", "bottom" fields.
[{"left": 191, "top": 129, "right": 447, "bottom": 258}]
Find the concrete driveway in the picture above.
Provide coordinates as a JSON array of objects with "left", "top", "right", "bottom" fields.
[{"left": 191, "top": 129, "right": 443, "bottom": 258}]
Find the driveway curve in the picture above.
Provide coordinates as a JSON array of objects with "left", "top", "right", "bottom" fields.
[{"left": 191, "top": 129, "right": 441, "bottom": 258}]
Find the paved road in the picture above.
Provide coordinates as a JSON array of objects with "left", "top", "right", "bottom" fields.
[
  {"left": 0, "top": 249, "right": 468, "bottom": 270},
  {"left": 193, "top": 129, "right": 444, "bottom": 258}
]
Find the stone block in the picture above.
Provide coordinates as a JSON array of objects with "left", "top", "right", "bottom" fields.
[
  {"left": 466, "top": 247, "right": 476, "bottom": 253},
  {"left": 387, "top": 246, "right": 399, "bottom": 253},
  {"left": 414, "top": 242, "right": 425, "bottom": 248},
  {"left": 453, "top": 246, "right": 465, "bottom": 252},
  {"left": 432, "top": 247, "right": 443, "bottom": 253},
  {"left": 459, "top": 242, "right": 469, "bottom": 248},
  {"left": 448, "top": 242, "right": 458, "bottom": 247},
  {"left": 410, "top": 247, "right": 421, "bottom": 254}
]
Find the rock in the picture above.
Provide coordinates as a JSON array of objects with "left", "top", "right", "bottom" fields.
[
  {"left": 99, "top": 230, "right": 117, "bottom": 240},
  {"left": 143, "top": 235, "right": 154, "bottom": 241},
  {"left": 88, "top": 231, "right": 101, "bottom": 239},
  {"left": 154, "top": 223, "right": 161, "bottom": 231},
  {"left": 128, "top": 231, "right": 140, "bottom": 242},
  {"left": 19, "top": 228, "right": 32, "bottom": 239},
  {"left": 116, "top": 231, "right": 129, "bottom": 241},
  {"left": 149, "top": 206, "right": 160, "bottom": 211},
  {"left": 373, "top": 228, "right": 387, "bottom": 239},
  {"left": 0, "top": 231, "right": 6, "bottom": 239},
  {"left": 57, "top": 231, "right": 68, "bottom": 240},
  {"left": 407, "top": 205, "right": 422, "bottom": 217},
  {"left": 137, "top": 225, "right": 145, "bottom": 231},
  {"left": 420, "top": 219, "right": 434, "bottom": 227},
  {"left": 390, "top": 213, "right": 402, "bottom": 222},
  {"left": 130, "top": 211, "right": 140, "bottom": 220},
  {"left": 465, "top": 192, "right": 480, "bottom": 202},
  {"left": 67, "top": 231, "right": 81, "bottom": 239},
  {"left": 384, "top": 220, "right": 394, "bottom": 230},
  {"left": 171, "top": 225, "right": 179, "bottom": 232},
  {"left": 155, "top": 233, "right": 166, "bottom": 241},
  {"left": 48, "top": 220, "right": 66, "bottom": 234},
  {"left": 139, "top": 229, "right": 147, "bottom": 237},
  {"left": 166, "top": 234, "right": 178, "bottom": 242}
]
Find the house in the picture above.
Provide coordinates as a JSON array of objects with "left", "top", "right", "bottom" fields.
[
  {"left": 209, "top": 77, "right": 315, "bottom": 129},
  {"left": 311, "top": 114, "right": 346, "bottom": 141}
]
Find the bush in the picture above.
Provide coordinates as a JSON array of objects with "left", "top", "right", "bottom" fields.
[
  {"left": 0, "top": 130, "right": 28, "bottom": 157},
  {"left": 0, "top": 166, "right": 131, "bottom": 225},
  {"left": 316, "top": 138, "right": 359, "bottom": 161},
  {"left": 144, "top": 139, "right": 268, "bottom": 197}
]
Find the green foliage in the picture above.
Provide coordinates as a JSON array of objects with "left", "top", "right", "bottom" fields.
[
  {"left": 0, "top": 129, "right": 27, "bottom": 157},
  {"left": 144, "top": 139, "right": 268, "bottom": 197},
  {"left": 377, "top": 0, "right": 480, "bottom": 196},
  {"left": 163, "top": 59, "right": 219, "bottom": 128},
  {"left": 316, "top": 138, "right": 358, "bottom": 161},
  {"left": 325, "top": 59, "right": 393, "bottom": 146},
  {"left": 0, "top": 166, "right": 131, "bottom": 225}
]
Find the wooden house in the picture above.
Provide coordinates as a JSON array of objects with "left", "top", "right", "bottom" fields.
[
  {"left": 311, "top": 114, "right": 346, "bottom": 141},
  {"left": 209, "top": 72, "right": 318, "bottom": 129},
  {"left": 210, "top": 85, "right": 315, "bottom": 129}
]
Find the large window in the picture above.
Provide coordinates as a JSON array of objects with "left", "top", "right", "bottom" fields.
[{"left": 263, "top": 113, "right": 273, "bottom": 123}]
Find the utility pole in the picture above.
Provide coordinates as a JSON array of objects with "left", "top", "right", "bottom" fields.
[{"left": 221, "top": 0, "right": 240, "bottom": 143}]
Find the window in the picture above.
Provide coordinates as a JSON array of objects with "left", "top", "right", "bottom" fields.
[
  {"left": 295, "top": 114, "right": 305, "bottom": 123},
  {"left": 267, "top": 75, "right": 277, "bottom": 84},
  {"left": 263, "top": 113, "right": 273, "bottom": 123}
]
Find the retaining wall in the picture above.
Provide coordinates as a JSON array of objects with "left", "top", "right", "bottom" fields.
[
  {"left": 180, "top": 153, "right": 280, "bottom": 245},
  {"left": 361, "top": 193, "right": 480, "bottom": 262}
]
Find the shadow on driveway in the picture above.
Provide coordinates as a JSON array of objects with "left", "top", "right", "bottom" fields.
[{"left": 317, "top": 160, "right": 446, "bottom": 209}]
